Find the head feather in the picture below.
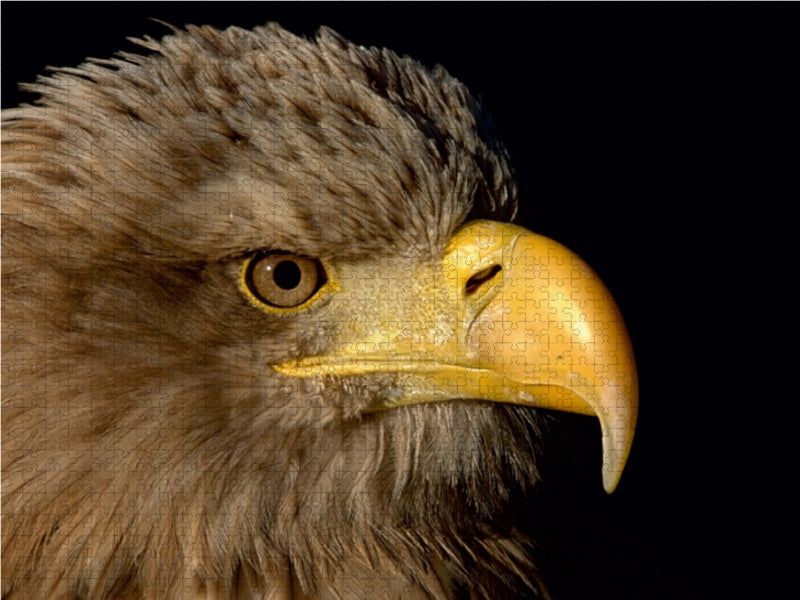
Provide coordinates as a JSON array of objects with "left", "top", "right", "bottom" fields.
[{"left": 2, "top": 23, "right": 541, "bottom": 599}]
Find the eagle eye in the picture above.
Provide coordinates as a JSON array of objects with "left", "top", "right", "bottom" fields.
[{"left": 244, "top": 253, "right": 328, "bottom": 309}]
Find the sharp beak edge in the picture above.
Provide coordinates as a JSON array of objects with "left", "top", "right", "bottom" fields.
[{"left": 460, "top": 221, "right": 638, "bottom": 492}]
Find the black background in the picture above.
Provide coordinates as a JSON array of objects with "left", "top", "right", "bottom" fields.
[{"left": 2, "top": 3, "right": 789, "bottom": 599}]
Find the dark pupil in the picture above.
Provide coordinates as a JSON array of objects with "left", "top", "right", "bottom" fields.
[{"left": 273, "top": 260, "right": 302, "bottom": 290}]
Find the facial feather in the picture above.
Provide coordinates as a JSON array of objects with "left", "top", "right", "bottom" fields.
[{"left": 2, "top": 22, "right": 544, "bottom": 599}]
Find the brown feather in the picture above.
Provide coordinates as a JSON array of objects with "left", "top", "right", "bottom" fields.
[{"left": 2, "top": 23, "right": 544, "bottom": 599}]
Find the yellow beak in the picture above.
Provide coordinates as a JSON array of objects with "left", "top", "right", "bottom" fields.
[{"left": 275, "top": 220, "right": 638, "bottom": 492}]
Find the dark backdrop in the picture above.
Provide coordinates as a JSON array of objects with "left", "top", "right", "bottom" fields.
[{"left": 3, "top": 4, "right": 788, "bottom": 599}]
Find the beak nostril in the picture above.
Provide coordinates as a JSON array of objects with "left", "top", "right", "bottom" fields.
[{"left": 465, "top": 264, "right": 501, "bottom": 295}]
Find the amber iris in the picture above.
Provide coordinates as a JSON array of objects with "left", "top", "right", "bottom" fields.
[{"left": 247, "top": 254, "right": 327, "bottom": 308}]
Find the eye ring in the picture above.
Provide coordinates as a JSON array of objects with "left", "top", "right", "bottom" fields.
[{"left": 242, "top": 253, "right": 329, "bottom": 310}]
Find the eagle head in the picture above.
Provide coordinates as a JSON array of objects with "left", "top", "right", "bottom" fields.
[{"left": 2, "top": 23, "right": 637, "bottom": 599}]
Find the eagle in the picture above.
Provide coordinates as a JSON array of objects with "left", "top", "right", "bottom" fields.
[{"left": 1, "top": 23, "right": 637, "bottom": 599}]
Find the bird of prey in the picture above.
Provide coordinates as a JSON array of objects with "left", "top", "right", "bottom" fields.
[{"left": 1, "top": 23, "right": 637, "bottom": 600}]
